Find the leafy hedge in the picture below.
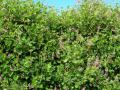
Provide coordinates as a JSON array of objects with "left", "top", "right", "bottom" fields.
[{"left": 0, "top": 0, "right": 120, "bottom": 90}]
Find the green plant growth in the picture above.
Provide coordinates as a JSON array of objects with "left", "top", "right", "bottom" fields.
[{"left": 0, "top": 0, "right": 120, "bottom": 90}]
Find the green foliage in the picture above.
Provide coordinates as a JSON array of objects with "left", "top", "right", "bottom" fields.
[{"left": 0, "top": 0, "right": 120, "bottom": 89}]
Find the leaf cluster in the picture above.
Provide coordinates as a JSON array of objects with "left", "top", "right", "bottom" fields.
[{"left": 0, "top": 0, "right": 120, "bottom": 90}]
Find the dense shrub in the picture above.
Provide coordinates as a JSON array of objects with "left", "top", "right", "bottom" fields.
[{"left": 0, "top": 0, "right": 120, "bottom": 89}]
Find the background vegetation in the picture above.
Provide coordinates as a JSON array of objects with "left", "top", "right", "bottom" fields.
[{"left": 0, "top": 0, "right": 120, "bottom": 89}]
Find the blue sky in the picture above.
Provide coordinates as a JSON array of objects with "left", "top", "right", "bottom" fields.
[
  {"left": 40, "top": 0, "right": 76, "bottom": 9},
  {"left": 35, "top": 0, "right": 120, "bottom": 9}
]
